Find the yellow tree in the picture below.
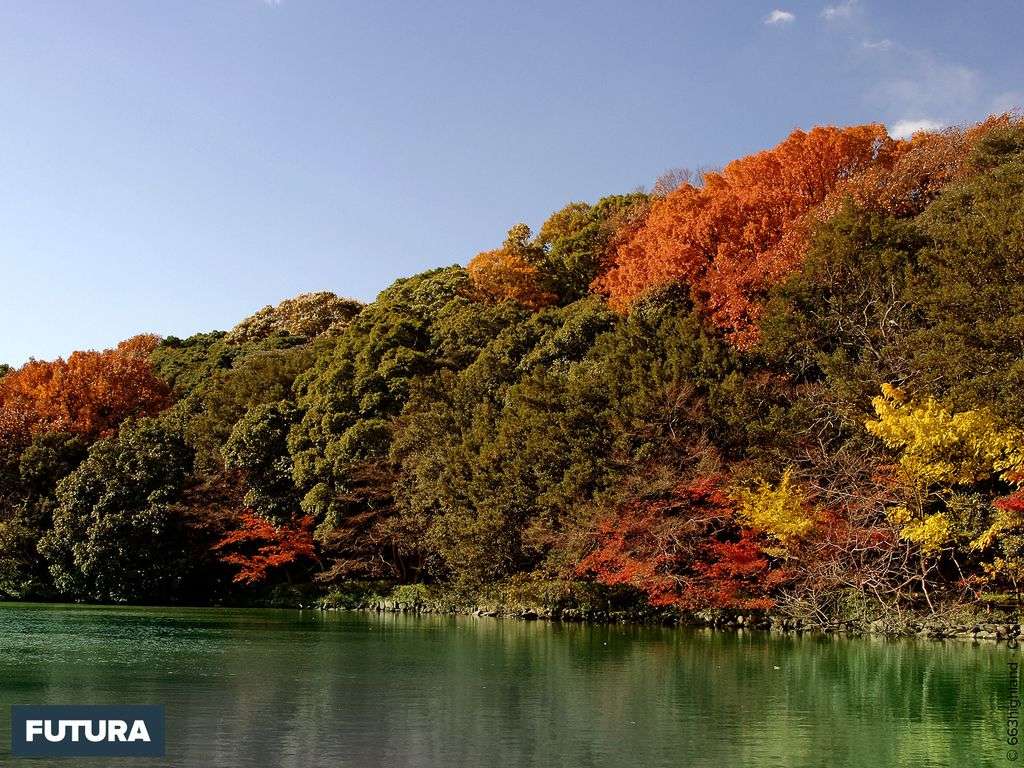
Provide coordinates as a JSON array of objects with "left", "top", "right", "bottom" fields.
[{"left": 866, "top": 384, "right": 1024, "bottom": 593}]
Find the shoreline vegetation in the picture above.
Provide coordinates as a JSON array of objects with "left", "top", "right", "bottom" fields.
[
  {"left": 3, "top": 115, "right": 1024, "bottom": 642},
  {"left": 6, "top": 592, "right": 1018, "bottom": 642},
  {"left": 315, "top": 585, "right": 1024, "bottom": 642},
  {"left": 354, "top": 603, "right": 1023, "bottom": 643}
]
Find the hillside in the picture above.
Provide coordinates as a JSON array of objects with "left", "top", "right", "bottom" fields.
[{"left": 2, "top": 115, "right": 1023, "bottom": 633}]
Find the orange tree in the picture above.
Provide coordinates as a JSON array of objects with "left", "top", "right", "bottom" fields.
[
  {"left": 0, "top": 335, "right": 169, "bottom": 443},
  {"left": 595, "top": 124, "right": 894, "bottom": 345}
]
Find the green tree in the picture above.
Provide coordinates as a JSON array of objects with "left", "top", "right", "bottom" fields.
[
  {"left": 758, "top": 204, "right": 925, "bottom": 430},
  {"left": 393, "top": 289, "right": 735, "bottom": 589},
  {"left": 224, "top": 401, "right": 301, "bottom": 523},
  {"left": 909, "top": 144, "right": 1024, "bottom": 424},
  {"left": 289, "top": 267, "right": 525, "bottom": 579},
  {"left": 533, "top": 194, "right": 649, "bottom": 303},
  {"left": 39, "top": 417, "right": 194, "bottom": 602},
  {"left": 0, "top": 432, "right": 87, "bottom": 598}
]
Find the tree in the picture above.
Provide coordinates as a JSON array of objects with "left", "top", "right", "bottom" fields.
[
  {"left": 214, "top": 512, "right": 317, "bottom": 585},
  {"left": 907, "top": 138, "right": 1024, "bottom": 424},
  {"left": 824, "top": 114, "right": 1023, "bottom": 219},
  {"left": 224, "top": 402, "right": 301, "bottom": 523},
  {"left": 468, "top": 195, "right": 651, "bottom": 309},
  {"left": 38, "top": 417, "right": 194, "bottom": 602},
  {"left": 733, "top": 469, "right": 816, "bottom": 558},
  {"left": 0, "top": 335, "right": 170, "bottom": 441},
  {"left": 468, "top": 225, "right": 556, "bottom": 310},
  {"left": 866, "top": 384, "right": 1023, "bottom": 490},
  {"left": 290, "top": 268, "right": 525, "bottom": 568},
  {"left": 179, "top": 343, "right": 316, "bottom": 474},
  {"left": 865, "top": 385, "right": 1024, "bottom": 599},
  {"left": 651, "top": 167, "right": 699, "bottom": 198},
  {"left": 393, "top": 289, "right": 735, "bottom": 590},
  {"left": 149, "top": 332, "right": 233, "bottom": 396},
  {"left": 534, "top": 194, "right": 649, "bottom": 302},
  {"left": 757, "top": 203, "right": 926, "bottom": 430},
  {"left": 0, "top": 432, "right": 88, "bottom": 598},
  {"left": 226, "top": 292, "right": 362, "bottom": 344},
  {"left": 577, "top": 473, "right": 780, "bottom": 610},
  {"left": 595, "top": 125, "right": 893, "bottom": 345}
]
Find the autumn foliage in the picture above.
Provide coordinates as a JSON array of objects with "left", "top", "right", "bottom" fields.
[
  {"left": 0, "top": 335, "right": 169, "bottom": 445},
  {"left": 595, "top": 125, "right": 893, "bottom": 344},
  {"left": 577, "top": 476, "right": 781, "bottom": 610},
  {"left": 467, "top": 224, "right": 557, "bottom": 309},
  {"left": 214, "top": 512, "right": 318, "bottom": 584},
  {"left": 823, "top": 114, "right": 1020, "bottom": 219},
  {"left": 3, "top": 113, "right": 1024, "bottom": 627},
  {"left": 594, "top": 116, "right": 1024, "bottom": 348},
  {"left": 468, "top": 248, "right": 554, "bottom": 309}
]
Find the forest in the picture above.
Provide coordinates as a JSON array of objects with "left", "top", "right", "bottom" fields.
[{"left": 2, "top": 114, "right": 1023, "bottom": 633}]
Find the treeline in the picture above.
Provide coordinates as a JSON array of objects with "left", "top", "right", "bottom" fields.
[{"left": 2, "top": 115, "right": 1023, "bottom": 630}]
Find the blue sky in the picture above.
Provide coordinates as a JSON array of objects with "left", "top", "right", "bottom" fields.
[{"left": 2, "top": 0, "right": 1021, "bottom": 365}]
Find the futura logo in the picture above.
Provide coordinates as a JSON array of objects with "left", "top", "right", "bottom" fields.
[
  {"left": 24, "top": 717, "right": 152, "bottom": 743},
  {"left": 10, "top": 705, "right": 165, "bottom": 758}
]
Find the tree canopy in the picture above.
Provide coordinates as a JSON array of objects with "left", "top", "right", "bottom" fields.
[{"left": 3, "top": 115, "right": 1024, "bottom": 631}]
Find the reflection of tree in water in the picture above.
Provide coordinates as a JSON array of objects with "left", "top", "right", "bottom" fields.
[{"left": 0, "top": 607, "right": 1008, "bottom": 767}]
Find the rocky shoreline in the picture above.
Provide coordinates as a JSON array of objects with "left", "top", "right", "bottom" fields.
[{"left": 319, "top": 595, "right": 1023, "bottom": 643}]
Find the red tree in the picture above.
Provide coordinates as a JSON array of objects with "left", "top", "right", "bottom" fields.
[
  {"left": 577, "top": 476, "right": 782, "bottom": 610},
  {"left": 823, "top": 114, "right": 1020, "bottom": 219},
  {"left": 214, "top": 512, "right": 318, "bottom": 585}
]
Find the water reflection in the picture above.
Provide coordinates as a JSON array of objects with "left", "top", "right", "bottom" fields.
[{"left": 0, "top": 605, "right": 1011, "bottom": 767}]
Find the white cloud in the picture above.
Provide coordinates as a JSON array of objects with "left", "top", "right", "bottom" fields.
[
  {"left": 829, "top": 5, "right": 1006, "bottom": 129},
  {"left": 822, "top": 0, "right": 858, "bottom": 21},
  {"left": 889, "top": 119, "right": 945, "bottom": 139},
  {"left": 871, "top": 53, "right": 980, "bottom": 121},
  {"left": 764, "top": 9, "right": 795, "bottom": 25}
]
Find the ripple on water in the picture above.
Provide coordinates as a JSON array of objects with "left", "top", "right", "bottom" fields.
[{"left": 0, "top": 604, "right": 1012, "bottom": 768}]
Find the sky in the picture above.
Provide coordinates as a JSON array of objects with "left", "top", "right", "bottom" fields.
[{"left": 1, "top": 0, "right": 1022, "bottom": 366}]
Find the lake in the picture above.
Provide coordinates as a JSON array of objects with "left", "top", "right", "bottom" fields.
[{"left": 0, "top": 604, "right": 1015, "bottom": 767}]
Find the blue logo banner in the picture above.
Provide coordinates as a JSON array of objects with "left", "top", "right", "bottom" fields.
[{"left": 10, "top": 705, "right": 166, "bottom": 758}]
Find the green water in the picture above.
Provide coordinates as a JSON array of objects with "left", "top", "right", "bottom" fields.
[{"left": 0, "top": 604, "right": 1016, "bottom": 767}]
